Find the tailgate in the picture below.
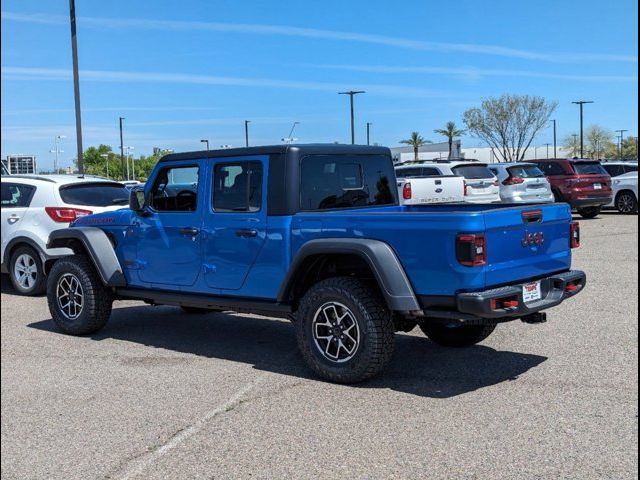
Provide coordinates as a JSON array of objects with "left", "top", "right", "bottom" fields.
[
  {"left": 400, "top": 176, "right": 464, "bottom": 204},
  {"left": 482, "top": 203, "right": 572, "bottom": 288}
]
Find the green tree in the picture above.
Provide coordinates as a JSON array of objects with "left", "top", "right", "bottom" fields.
[
  {"left": 463, "top": 94, "right": 558, "bottom": 162},
  {"left": 434, "top": 121, "right": 465, "bottom": 159},
  {"left": 604, "top": 136, "right": 639, "bottom": 160},
  {"left": 399, "top": 132, "right": 431, "bottom": 161}
]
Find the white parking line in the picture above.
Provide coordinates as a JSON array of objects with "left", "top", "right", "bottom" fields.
[{"left": 115, "top": 373, "right": 269, "bottom": 480}]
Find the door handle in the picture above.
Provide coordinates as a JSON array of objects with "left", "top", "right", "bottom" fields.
[
  {"left": 179, "top": 227, "right": 200, "bottom": 236},
  {"left": 235, "top": 228, "right": 258, "bottom": 238},
  {"left": 7, "top": 215, "right": 20, "bottom": 224}
]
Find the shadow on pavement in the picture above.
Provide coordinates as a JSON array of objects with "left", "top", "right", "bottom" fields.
[{"left": 28, "top": 304, "right": 546, "bottom": 399}]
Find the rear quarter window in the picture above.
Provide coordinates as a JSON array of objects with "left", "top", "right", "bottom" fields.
[
  {"left": 59, "top": 183, "right": 130, "bottom": 207},
  {"left": 573, "top": 162, "right": 608, "bottom": 175},
  {"left": 300, "top": 154, "right": 397, "bottom": 210},
  {"left": 452, "top": 165, "right": 494, "bottom": 179}
]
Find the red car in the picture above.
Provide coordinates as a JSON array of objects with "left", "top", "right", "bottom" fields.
[{"left": 531, "top": 159, "right": 612, "bottom": 219}]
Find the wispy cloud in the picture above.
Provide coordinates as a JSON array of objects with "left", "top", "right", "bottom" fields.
[
  {"left": 2, "top": 11, "right": 637, "bottom": 63},
  {"left": 297, "top": 63, "right": 639, "bottom": 83},
  {"left": 1, "top": 106, "right": 223, "bottom": 116},
  {"left": 0, "top": 66, "right": 452, "bottom": 98}
]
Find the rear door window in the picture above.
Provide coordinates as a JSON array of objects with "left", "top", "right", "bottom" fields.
[
  {"left": 508, "top": 165, "right": 546, "bottom": 178},
  {"left": 60, "top": 182, "right": 130, "bottom": 207},
  {"left": 1, "top": 183, "right": 36, "bottom": 207},
  {"left": 213, "top": 161, "right": 263, "bottom": 212},
  {"left": 451, "top": 165, "right": 494, "bottom": 179},
  {"left": 624, "top": 165, "right": 638, "bottom": 174},
  {"left": 573, "top": 162, "right": 608, "bottom": 175}
]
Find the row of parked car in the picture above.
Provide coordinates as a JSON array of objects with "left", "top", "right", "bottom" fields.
[{"left": 395, "top": 158, "right": 638, "bottom": 218}]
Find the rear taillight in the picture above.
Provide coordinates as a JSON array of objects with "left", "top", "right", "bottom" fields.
[
  {"left": 503, "top": 176, "right": 525, "bottom": 185},
  {"left": 570, "top": 221, "right": 580, "bottom": 249},
  {"left": 492, "top": 180, "right": 500, "bottom": 187},
  {"left": 45, "top": 207, "right": 93, "bottom": 223},
  {"left": 402, "top": 182, "right": 412, "bottom": 200},
  {"left": 463, "top": 181, "right": 468, "bottom": 196},
  {"left": 456, "top": 234, "right": 487, "bottom": 267}
]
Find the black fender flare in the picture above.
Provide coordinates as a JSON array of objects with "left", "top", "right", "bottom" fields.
[
  {"left": 47, "top": 227, "right": 127, "bottom": 287},
  {"left": 277, "top": 238, "right": 420, "bottom": 312}
]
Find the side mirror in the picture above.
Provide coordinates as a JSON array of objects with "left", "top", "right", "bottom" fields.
[{"left": 129, "top": 186, "right": 147, "bottom": 213}]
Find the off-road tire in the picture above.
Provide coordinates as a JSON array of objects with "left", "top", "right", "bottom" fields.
[
  {"left": 47, "top": 255, "right": 113, "bottom": 335},
  {"left": 9, "top": 245, "right": 46, "bottom": 296},
  {"left": 419, "top": 323, "right": 497, "bottom": 348},
  {"left": 577, "top": 206, "right": 601, "bottom": 219},
  {"left": 296, "top": 277, "right": 395, "bottom": 383}
]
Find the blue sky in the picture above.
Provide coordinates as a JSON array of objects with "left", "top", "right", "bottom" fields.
[{"left": 1, "top": 0, "right": 638, "bottom": 170}]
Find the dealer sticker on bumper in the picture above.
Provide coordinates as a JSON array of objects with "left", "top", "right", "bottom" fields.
[{"left": 523, "top": 282, "right": 542, "bottom": 303}]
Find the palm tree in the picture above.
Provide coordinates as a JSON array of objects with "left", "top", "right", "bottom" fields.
[
  {"left": 434, "top": 121, "right": 466, "bottom": 159},
  {"left": 400, "top": 132, "right": 431, "bottom": 161}
]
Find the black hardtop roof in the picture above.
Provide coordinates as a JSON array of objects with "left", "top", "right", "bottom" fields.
[
  {"left": 159, "top": 143, "right": 391, "bottom": 162},
  {"left": 533, "top": 158, "right": 603, "bottom": 163}
]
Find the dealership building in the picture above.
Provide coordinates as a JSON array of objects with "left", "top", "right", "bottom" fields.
[{"left": 2, "top": 155, "right": 37, "bottom": 174}]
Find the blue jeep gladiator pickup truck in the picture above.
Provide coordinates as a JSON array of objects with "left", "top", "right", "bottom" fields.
[{"left": 46, "top": 144, "right": 585, "bottom": 383}]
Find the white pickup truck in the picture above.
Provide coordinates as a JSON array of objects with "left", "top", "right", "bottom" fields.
[{"left": 395, "top": 164, "right": 465, "bottom": 205}]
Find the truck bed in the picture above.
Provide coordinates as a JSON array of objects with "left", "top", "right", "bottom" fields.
[{"left": 290, "top": 202, "right": 573, "bottom": 297}]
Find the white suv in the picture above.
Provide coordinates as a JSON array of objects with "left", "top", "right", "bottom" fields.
[
  {"left": 399, "top": 161, "right": 500, "bottom": 203},
  {"left": 1, "top": 175, "right": 129, "bottom": 295}
]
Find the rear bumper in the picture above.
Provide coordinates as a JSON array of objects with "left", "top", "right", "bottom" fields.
[
  {"left": 455, "top": 270, "right": 586, "bottom": 319},
  {"left": 570, "top": 196, "right": 612, "bottom": 208}
]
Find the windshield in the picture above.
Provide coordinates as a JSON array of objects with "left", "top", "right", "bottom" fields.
[
  {"left": 59, "top": 182, "right": 130, "bottom": 206},
  {"left": 508, "top": 165, "right": 545, "bottom": 178},
  {"left": 573, "top": 162, "right": 608, "bottom": 175},
  {"left": 452, "top": 164, "right": 494, "bottom": 180}
]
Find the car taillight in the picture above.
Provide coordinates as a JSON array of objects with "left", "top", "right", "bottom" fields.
[
  {"left": 503, "top": 176, "right": 525, "bottom": 185},
  {"left": 402, "top": 182, "right": 412, "bottom": 200},
  {"left": 570, "top": 221, "right": 580, "bottom": 249},
  {"left": 463, "top": 181, "right": 468, "bottom": 196},
  {"left": 45, "top": 207, "right": 93, "bottom": 223},
  {"left": 456, "top": 234, "right": 486, "bottom": 267},
  {"left": 492, "top": 179, "right": 500, "bottom": 187}
]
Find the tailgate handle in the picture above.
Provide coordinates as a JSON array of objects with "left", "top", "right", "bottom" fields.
[{"left": 522, "top": 210, "right": 543, "bottom": 223}]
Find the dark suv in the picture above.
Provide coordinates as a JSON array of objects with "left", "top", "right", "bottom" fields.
[{"left": 531, "top": 159, "right": 612, "bottom": 218}]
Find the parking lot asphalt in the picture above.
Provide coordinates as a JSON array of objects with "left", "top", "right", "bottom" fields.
[{"left": 1, "top": 212, "right": 638, "bottom": 480}]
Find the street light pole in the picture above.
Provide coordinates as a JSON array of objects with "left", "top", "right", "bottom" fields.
[
  {"left": 545, "top": 143, "right": 550, "bottom": 159},
  {"left": 119, "top": 117, "right": 125, "bottom": 180},
  {"left": 551, "top": 119, "right": 557, "bottom": 158},
  {"left": 100, "top": 153, "right": 109, "bottom": 179},
  {"left": 244, "top": 120, "right": 250, "bottom": 147},
  {"left": 572, "top": 100, "right": 593, "bottom": 158},
  {"left": 338, "top": 90, "right": 365, "bottom": 144},
  {"left": 615, "top": 129, "right": 628, "bottom": 158},
  {"left": 69, "top": 0, "right": 84, "bottom": 175},
  {"left": 52, "top": 135, "right": 66, "bottom": 172},
  {"left": 200, "top": 139, "right": 209, "bottom": 151},
  {"left": 366, "top": 122, "right": 372, "bottom": 145}
]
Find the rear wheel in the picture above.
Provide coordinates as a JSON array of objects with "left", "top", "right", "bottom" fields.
[
  {"left": 296, "top": 277, "right": 395, "bottom": 383},
  {"left": 9, "top": 246, "right": 46, "bottom": 296},
  {"left": 616, "top": 191, "right": 638, "bottom": 214},
  {"left": 47, "top": 255, "right": 113, "bottom": 335},
  {"left": 577, "top": 206, "right": 601, "bottom": 219},
  {"left": 419, "top": 322, "right": 496, "bottom": 348}
]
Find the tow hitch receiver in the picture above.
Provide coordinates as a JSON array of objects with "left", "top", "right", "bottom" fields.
[{"left": 521, "top": 312, "right": 547, "bottom": 324}]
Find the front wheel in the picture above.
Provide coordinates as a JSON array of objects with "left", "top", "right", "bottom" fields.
[
  {"left": 47, "top": 255, "right": 113, "bottom": 335},
  {"left": 577, "top": 206, "right": 602, "bottom": 219},
  {"left": 616, "top": 192, "right": 638, "bottom": 214},
  {"left": 419, "top": 323, "right": 496, "bottom": 348},
  {"left": 296, "top": 277, "right": 395, "bottom": 383}
]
